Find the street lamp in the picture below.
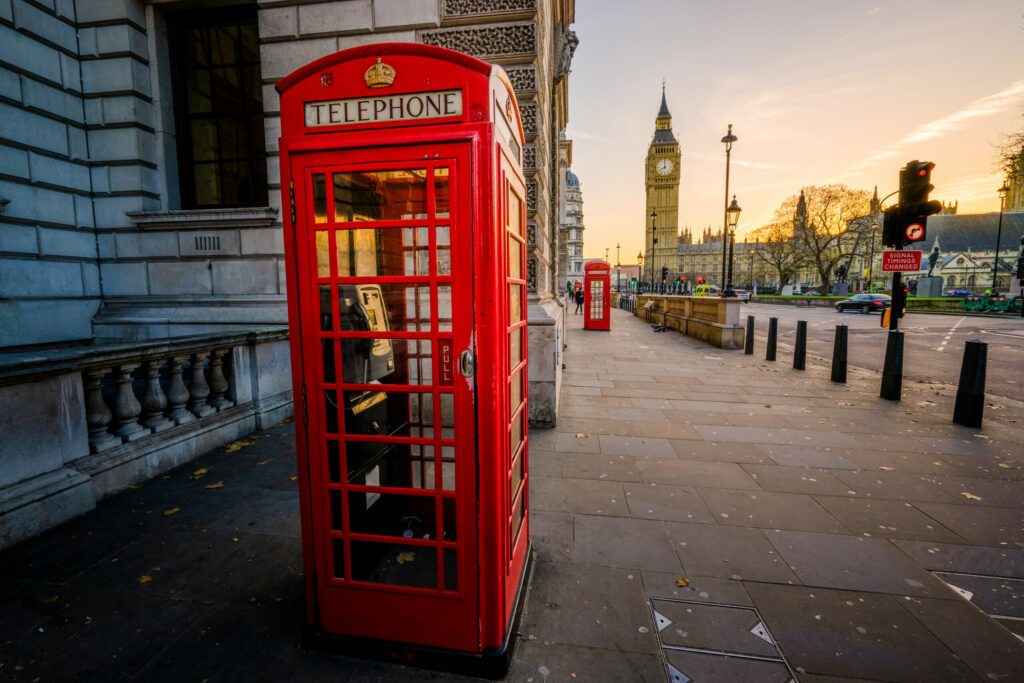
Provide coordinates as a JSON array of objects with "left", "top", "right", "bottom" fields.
[
  {"left": 650, "top": 209, "right": 658, "bottom": 292},
  {"left": 719, "top": 123, "right": 737, "bottom": 297},
  {"left": 992, "top": 182, "right": 1010, "bottom": 292},
  {"left": 637, "top": 251, "right": 644, "bottom": 293},
  {"left": 724, "top": 196, "right": 742, "bottom": 297},
  {"left": 616, "top": 242, "right": 621, "bottom": 292}
]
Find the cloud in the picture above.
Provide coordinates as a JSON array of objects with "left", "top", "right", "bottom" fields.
[
  {"left": 687, "top": 151, "right": 784, "bottom": 171},
  {"left": 866, "top": 6, "right": 881, "bottom": 15},
  {"left": 842, "top": 79, "right": 1024, "bottom": 178}
]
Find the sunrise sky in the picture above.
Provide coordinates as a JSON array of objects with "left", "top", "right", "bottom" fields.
[{"left": 566, "top": 0, "right": 1024, "bottom": 262}]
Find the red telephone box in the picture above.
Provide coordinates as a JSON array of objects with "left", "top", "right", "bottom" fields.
[
  {"left": 584, "top": 261, "right": 611, "bottom": 331},
  {"left": 276, "top": 44, "right": 530, "bottom": 674}
]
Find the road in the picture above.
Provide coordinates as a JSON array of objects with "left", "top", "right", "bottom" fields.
[{"left": 745, "top": 303, "right": 1024, "bottom": 400}]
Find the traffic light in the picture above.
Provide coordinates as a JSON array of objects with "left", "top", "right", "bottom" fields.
[
  {"left": 899, "top": 160, "right": 942, "bottom": 245},
  {"left": 881, "top": 206, "right": 901, "bottom": 248},
  {"left": 661, "top": 265, "right": 669, "bottom": 282},
  {"left": 897, "top": 284, "right": 909, "bottom": 318},
  {"left": 696, "top": 276, "right": 704, "bottom": 284}
]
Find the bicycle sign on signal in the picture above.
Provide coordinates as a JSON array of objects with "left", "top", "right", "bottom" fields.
[{"left": 905, "top": 223, "right": 924, "bottom": 241}]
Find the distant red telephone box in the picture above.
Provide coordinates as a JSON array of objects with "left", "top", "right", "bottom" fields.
[
  {"left": 584, "top": 261, "right": 611, "bottom": 331},
  {"left": 276, "top": 44, "right": 530, "bottom": 674}
]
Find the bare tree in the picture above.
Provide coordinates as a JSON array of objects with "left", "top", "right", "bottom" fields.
[
  {"left": 784, "top": 185, "right": 872, "bottom": 293},
  {"left": 751, "top": 218, "right": 806, "bottom": 288},
  {"left": 998, "top": 110, "right": 1024, "bottom": 183}
]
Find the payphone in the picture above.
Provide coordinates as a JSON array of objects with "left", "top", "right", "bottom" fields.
[
  {"left": 277, "top": 44, "right": 530, "bottom": 675},
  {"left": 584, "top": 261, "right": 611, "bottom": 331}
]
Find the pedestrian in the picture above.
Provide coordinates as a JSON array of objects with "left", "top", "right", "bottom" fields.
[
  {"left": 566, "top": 279, "right": 573, "bottom": 299},
  {"left": 574, "top": 287, "right": 584, "bottom": 314}
]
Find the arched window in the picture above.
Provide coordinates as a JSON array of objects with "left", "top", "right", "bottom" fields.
[
  {"left": 946, "top": 276, "right": 957, "bottom": 286},
  {"left": 967, "top": 275, "right": 976, "bottom": 287}
]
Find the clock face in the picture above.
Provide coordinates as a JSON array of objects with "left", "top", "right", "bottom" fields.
[{"left": 656, "top": 159, "right": 674, "bottom": 176}]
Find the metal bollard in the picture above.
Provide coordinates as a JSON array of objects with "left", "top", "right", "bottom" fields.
[
  {"left": 880, "top": 330, "right": 904, "bottom": 401},
  {"left": 744, "top": 315, "right": 755, "bottom": 355},
  {"left": 766, "top": 317, "right": 778, "bottom": 361},
  {"left": 953, "top": 339, "right": 988, "bottom": 428},
  {"left": 793, "top": 320, "right": 807, "bottom": 370},
  {"left": 831, "top": 324, "right": 848, "bottom": 383}
]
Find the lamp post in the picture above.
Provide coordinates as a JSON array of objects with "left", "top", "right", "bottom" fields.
[
  {"left": 616, "top": 242, "right": 621, "bottom": 292},
  {"left": 649, "top": 209, "right": 658, "bottom": 292},
  {"left": 637, "top": 251, "right": 644, "bottom": 293},
  {"left": 719, "top": 124, "right": 737, "bottom": 297},
  {"left": 992, "top": 182, "right": 1010, "bottom": 292},
  {"left": 725, "top": 196, "right": 742, "bottom": 296}
]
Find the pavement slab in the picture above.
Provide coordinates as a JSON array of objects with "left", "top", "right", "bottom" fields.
[
  {"left": 529, "top": 476, "right": 628, "bottom": 516},
  {"left": 763, "top": 529, "right": 956, "bottom": 598},
  {"left": 697, "top": 488, "right": 848, "bottom": 533},
  {"left": 637, "top": 460, "right": 761, "bottom": 489},
  {"left": 741, "top": 464, "right": 855, "bottom": 496},
  {"left": 623, "top": 483, "right": 716, "bottom": 523},
  {"left": 663, "top": 649, "right": 793, "bottom": 682},
  {"left": 665, "top": 522, "right": 800, "bottom": 583},
  {"left": 891, "top": 539, "right": 1024, "bottom": 578},
  {"left": 571, "top": 514, "right": 682, "bottom": 572},
  {"left": 640, "top": 572, "right": 753, "bottom": 606},
  {"left": 814, "top": 496, "right": 968, "bottom": 543},
  {"left": 913, "top": 502, "right": 1024, "bottom": 547},
  {"left": 651, "top": 599, "right": 780, "bottom": 658},
  {"left": 744, "top": 583, "right": 980, "bottom": 682}
]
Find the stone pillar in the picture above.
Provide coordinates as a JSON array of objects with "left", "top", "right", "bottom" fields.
[
  {"left": 187, "top": 352, "right": 216, "bottom": 418},
  {"left": 207, "top": 348, "right": 234, "bottom": 411},
  {"left": 140, "top": 359, "right": 174, "bottom": 433},
  {"left": 111, "top": 364, "right": 150, "bottom": 442},
  {"left": 83, "top": 367, "right": 121, "bottom": 453},
  {"left": 165, "top": 356, "right": 196, "bottom": 425}
]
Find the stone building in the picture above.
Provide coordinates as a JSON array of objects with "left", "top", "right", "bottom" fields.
[
  {"left": 558, "top": 135, "right": 584, "bottom": 287},
  {"left": 0, "top": 0, "right": 575, "bottom": 547},
  {"left": 677, "top": 232, "right": 774, "bottom": 291}
]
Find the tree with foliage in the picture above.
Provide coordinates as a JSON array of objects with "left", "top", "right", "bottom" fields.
[
  {"left": 785, "top": 185, "right": 872, "bottom": 293},
  {"left": 751, "top": 218, "right": 805, "bottom": 288},
  {"left": 998, "top": 111, "right": 1024, "bottom": 184}
]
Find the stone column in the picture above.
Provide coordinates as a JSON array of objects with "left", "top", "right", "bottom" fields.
[
  {"left": 83, "top": 367, "right": 121, "bottom": 453},
  {"left": 207, "top": 348, "right": 234, "bottom": 411},
  {"left": 188, "top": 352, "right": 216, "bottom": 418},
  {"left": 111, "top": 364, "right": 150, "bottom": 442},
  {"left": 166, "top": 356, "right": 196, "bottom": 425},
  {"left": 140, "top": 359, "right": 174, "bottom": 432}
]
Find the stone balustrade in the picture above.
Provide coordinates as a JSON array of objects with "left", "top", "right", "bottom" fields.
[
  {"left": 0, "top": 328, "right": 292, "bottom": 549},
  {"left": 634, "top": 295, "right": 745, "bottom": 349}
]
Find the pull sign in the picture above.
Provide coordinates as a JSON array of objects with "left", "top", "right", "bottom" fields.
[{"left": 439, "top": 339, "right": 454, "bottom": 386}]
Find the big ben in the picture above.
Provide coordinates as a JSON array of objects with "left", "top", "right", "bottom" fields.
[{"left": 644, "top": 87, "right": 681, "bottom": 284}]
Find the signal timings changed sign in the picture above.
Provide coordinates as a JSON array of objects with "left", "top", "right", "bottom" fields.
[{"left": 882, "top": 250, "right": 923, "bottom": 272}]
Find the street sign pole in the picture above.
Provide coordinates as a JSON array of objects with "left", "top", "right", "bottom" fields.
[{"left": 889, "top": 271, "right": 901, "bottom": 331}]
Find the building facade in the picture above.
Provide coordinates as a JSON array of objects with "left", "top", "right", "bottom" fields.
[
  {"left": 0, "top": 0, "right": 575, "bottom": 547},
  {"left": 560, "top": 152, "right": 585, "bottom": 285},
  {"left": 644, "top": 87, "right": 680, "bottom": 285}
]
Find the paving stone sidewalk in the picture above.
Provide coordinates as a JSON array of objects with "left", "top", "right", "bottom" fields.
[{"left": 2, "top": 307, "right": 1023, "bottom": 682}]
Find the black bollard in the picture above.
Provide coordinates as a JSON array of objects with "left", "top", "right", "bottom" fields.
[
  {"left": 953, "top": 339, "right": 988, "bottom": 428},
  {"left": 793, "top": 320, "right": 807, "bottom": 370},
  {"left": 831, "top": 324, "right": 848, "bottom": 383},
  {"left": 880, "top": 330, "right": 904, "bottom": 401},
  {"left": 744, "top": 315, "right": 755, "bottom": 355},
  {"left": 766, "top": 317, "right": 778, "bottom": 361}
]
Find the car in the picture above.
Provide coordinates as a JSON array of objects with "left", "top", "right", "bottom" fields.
[
  {"left": 733, "top": 289, "right": 751, "bottom": 302},
  {"left": 835, "top": 293, "right": 891, "bottom": 313},
  {"left": 803, "top": 290, "right": 822, "bottom": 296}
]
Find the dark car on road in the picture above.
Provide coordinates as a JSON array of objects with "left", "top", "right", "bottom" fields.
[{"left": 835, "top": 293, "right": 891, "bottom": 313}]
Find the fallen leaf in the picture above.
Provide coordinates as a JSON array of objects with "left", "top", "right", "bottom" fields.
[
  {"left": 191, "top": 467, "right": 209, "bottom": 480},
  {"left": 224, "top": 439, "right": 258, "bottom": 453},
  {"left": 576, "top": 433, "right": 589, "bottom": 439},
  {"left": 84, "top": 616, "right": 92, "bottom": 625},
  {"left": 137, "top": 575, "right": 153, "bottom": 585},
  {"left": 289, "top": 475, "right": 298, "bottom": 481},
  {"left": 879, "top": 466, "right": 895, "bottom": 471},
  {"left": 277, "top": 416, "right": 294, "bottom": 425},
  {"left": 43, "top": 595, "right": 59, "bottom": 605},
  {"left": 232, "top": 537, "right": 240, "bottom": 543},
  {"left": 675, "top": 578, "right": 689, "bottom": 587},
  {"left": 127, "top": 484, "right": 142, "bottom": 490},
  {"left": 998, "top": 462, "right": 1015, "bottom": 469},
  {"left": 205, "top": 481, "right": 224, "bottom": 489},
  {"left": 161, "top": 475, "right": 171, "bottom": 480},
  {"left": 396, "top": 552, "right": 416, "bottom": 565},
  {"left": 163, "top": 507, "right": 181, "bottom": 516},
  {"left": 256, "top": 459, "right": 269, "bottom": 466},
  {"left": 960, "top": 492, "right": 982, "bottom": 501}
]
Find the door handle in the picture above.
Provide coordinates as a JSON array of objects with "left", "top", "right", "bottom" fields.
[{"left": 459, "top": 350, "right": 475, "bottom": 378}]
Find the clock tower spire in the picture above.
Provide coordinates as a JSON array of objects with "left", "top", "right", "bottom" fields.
[{"left": 645, "top": 85, "right": 682, "bottom": 288}]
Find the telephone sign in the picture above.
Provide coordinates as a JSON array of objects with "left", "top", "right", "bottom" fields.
[{"left": 277, "top": 43, "right": 530, "bottom": 675}]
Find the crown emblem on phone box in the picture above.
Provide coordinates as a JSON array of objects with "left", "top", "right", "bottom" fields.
[{"left": 364, "top": 58, "right": 396, "bottom": 88}]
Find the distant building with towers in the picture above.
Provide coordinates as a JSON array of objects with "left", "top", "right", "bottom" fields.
[{"left": 559, "top": 134, "right": 585, "bottom": 286}]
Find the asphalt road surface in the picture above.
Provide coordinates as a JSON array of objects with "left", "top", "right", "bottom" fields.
[{"left": 745, "top": 303, "right": 1024, "bottom": 401}]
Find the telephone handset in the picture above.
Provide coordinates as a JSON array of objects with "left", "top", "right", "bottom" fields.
[{"left": 339, "top": 284, "right": 394, "bottom": 383}]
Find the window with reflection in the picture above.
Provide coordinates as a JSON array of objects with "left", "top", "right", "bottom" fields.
[
  {"left": 171, "top": 7, "right": 266, "bottom": 208},
  {"left": 333, "top": 169, "right": 427, "bottom": 222}
]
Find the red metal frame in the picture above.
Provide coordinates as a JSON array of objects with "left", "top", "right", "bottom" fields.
[
  {"left": 277, "top": 44, "right": 528, "bottom": 660},
  {"left": 584, "top": 261, "right": 611, "bottom": 331}
]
